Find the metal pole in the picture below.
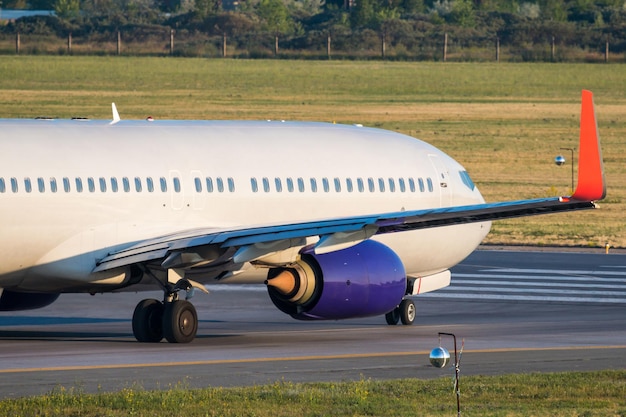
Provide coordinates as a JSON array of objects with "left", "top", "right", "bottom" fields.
[
  {"left": 439, "top": 333, "right": 460, "bottom": 416},
  {"left": 560, "top": 147, "right": 575, "bottom": 193}
]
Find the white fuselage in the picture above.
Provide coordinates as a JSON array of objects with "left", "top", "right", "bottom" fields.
[{"left": 0, "top": 119, "right": 490, "bottom": 292}]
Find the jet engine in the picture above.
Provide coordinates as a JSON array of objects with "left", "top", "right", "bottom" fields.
[
  {"left": 0, "top": 289, "right": 60, "bottom": 311},
  {"left": 266, "top": 240, "right": 406, "bottom": 320}
]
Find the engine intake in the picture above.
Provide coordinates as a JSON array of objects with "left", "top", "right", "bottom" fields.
[{"left": 266, "top": 240, "right": 406, "bottom": 320}]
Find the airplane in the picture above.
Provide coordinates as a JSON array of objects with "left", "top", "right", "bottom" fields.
[{"left": 0, "top": 90, "right": 605, "bottom": 344}]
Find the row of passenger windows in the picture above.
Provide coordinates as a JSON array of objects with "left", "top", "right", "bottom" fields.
[
  {"left": 0, "top": 176, "right": 183, "bottom": 194},
  {"left": 0, "top": 175, "right": 435, "bottom": 195},
  {"left": 247, "top": 177, "right": 434, "bottom": 194}
]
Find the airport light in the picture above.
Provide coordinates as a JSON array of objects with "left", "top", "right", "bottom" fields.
[
  {"left": 555, "top": 147, "right": 575, "bottom": 193},
  {"left": 430, "top": 332, "right": 464, "bottom": 417}
]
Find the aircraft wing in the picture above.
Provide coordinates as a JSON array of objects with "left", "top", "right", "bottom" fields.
[{"left": 94, "top": 90, "right": 604, "bottom": 274}]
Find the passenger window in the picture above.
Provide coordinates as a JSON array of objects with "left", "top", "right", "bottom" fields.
[
  {"left": 334, "top": 178, "right": 341, "bottom": 192},
  {"left": 286, "top": 178, "right": 294, "bottom": 192},
  {"left": 50, "top": 178, "right": 57, "bottom": 193},
  {"left": 216, "top": 177, "right": 224, "bottom": 193},
  {"left": 310, "top": 178, "right": 317, "bottom": 193},
  {"left": 399, "top": 178, "right": 406, "bottom": 192},
  {"left": 99, "top": 177, "right": 107, "bottom": 192},
  {"left": 110, "top": 178, "right": 118, "bottom": 193},
  {"left": 173, "top": 178, "right": 181, "bottom": 193},
  {"left": 87, "top": 177, "right": 95, "bottom": 193},
  {"left": 206, "top": 177, "right": 214, "bottom": 193},
  {"left": 24, "top": 178, "right": 32, "bottom": 193},
  {"left": 228, "top": 177, "right": 235, "bottom": 192},
  {"left": 62, "top": 178, "right": 70, "bottom": 192},
  {"left": 427, "top": 178, "right": 434, "bottom": 192},
  {"left": 297, "top": 177, "right": 305, "bottom": 192},
  {"left": 194, "top": 177, "right": 202, "bottom": 192},
  {"left": 367, "top": 178, "right": 375, "bottom": 192},
  {"left": 262, "top": 177, "right": 270, "bottom": 192},
  {"left": 123, "top": 177, "right": 130, "bottom": 192},
  {"left": 11, "top": 177, "right": 18, "bottom": 193},
  {"left": 388, "top": 178, "right": 395, "bottom": 192},
  {"left": 357, "top": 178, "right": 364, "bottom": 192},
  {"left": 160, "top": 177, "right": 167, "bottom": 192},
  {"left": 418, "top": 178, "right": 425, "bottom": 192},
  {"left": 134, "top": 177, "right": 142, "bottom": 192},
  {"left": 378, "top": 178, "right": 385, "bottom": 192},
  {"left": 251, "top": 178, "right": 258, "bottom": 193},
  {"left": 0, "top": 178, "right": 5, "bottom": 193},
  {"left": 409, "top": 178, "right": 416, "bottom": 192},
  {"left": 75, "top": 178, "right": 83, "bottom": 193},
  {"left": 147, "top": 177, "right": 154, "bottom": 192},
  {"left": 322, "top": 178, "right": 329, "bottom": 193},
  {"left": 346, "top": 178, "right": 353, "bottom": 193},
  {"left": 275, "top": 178, "right": 282, "bottom": 193},
  {"left": 37, "top": 177, "right": 45, "bottom": 193}
]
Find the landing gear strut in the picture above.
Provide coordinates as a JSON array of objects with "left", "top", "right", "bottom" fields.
[
  {"left": 385, "top": 298, "right": 416, "bottom": 326},
  {"left": 131, "top": 268, "right": 200, "bottom": 343}
]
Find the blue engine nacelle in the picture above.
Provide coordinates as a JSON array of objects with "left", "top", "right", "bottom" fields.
[
  {"left": 0, "top": 290, "right": 60, "bottom": 311},
  {"left": 266, "top": 240, "right": 406, "bottom": 320}
]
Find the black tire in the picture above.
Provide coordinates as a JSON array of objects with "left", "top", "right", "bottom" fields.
[
  {"left": 162, "top": 300, "right": 198, "bottom": 343},
  {"left": 399, "top": 299, "right": 416, "bottom": 325},
  {"left": 385, "top": 308, "right": 400, "bottom": 325},
  {"left": 132, "top": 299, "right": 164, "bottom": 343}
]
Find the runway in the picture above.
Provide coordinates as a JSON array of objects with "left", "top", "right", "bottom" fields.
[{"left": 0, "top": 248, "right": 625, "bottom": 398}]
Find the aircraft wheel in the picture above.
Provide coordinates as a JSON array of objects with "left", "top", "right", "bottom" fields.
[
  {"left": 399, "top": 299, "right": 416, "bottom": 325},
  {"left": 163, "top": 300, "right": 198, "bottom": 343},
  {"left": 385, "top": 308, "right": 400, "bottom": 325},
  {"left": 132, "top": 299, "right": 164, "bottom": 343}
]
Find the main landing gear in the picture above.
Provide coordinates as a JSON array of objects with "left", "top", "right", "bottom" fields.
[
  {"left": 385, "top": 298, "right": 416, "bottom": 326},
  {"left": 132, "top": 271, "right": 200, "bottom": 343}
]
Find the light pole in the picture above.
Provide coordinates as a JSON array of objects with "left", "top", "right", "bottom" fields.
[
  {"left": 430, "top": 332, "right": 464, "bottom": 417},
  {"left": 555, "top": 147, "right": 575, "bottom": 193}
]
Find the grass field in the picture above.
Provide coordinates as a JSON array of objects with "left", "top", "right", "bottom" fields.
[
  {"left": 1, "top": 57, "right": 625, "bottom": 247},
  {"left": 0, "top": 371, "right": 624, "bottom": 416}
]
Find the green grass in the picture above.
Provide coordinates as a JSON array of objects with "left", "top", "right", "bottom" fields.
[
  {"left": 1, "top": 57, "right": 626, "bottom": 246},
  {"left": 1, "top": 371, "right": 624, "bottom": 416}
]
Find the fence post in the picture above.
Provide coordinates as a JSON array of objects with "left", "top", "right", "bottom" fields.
[
  {"left": 495, "top": 37, "right": 500, "bottom": 62},
  {"left": 170, "top": 29, "right": 174, "bottom": 55},
  {"left": 605, "top": 39, "right": 609, "bottom": 63},
  {"left": 551, "top": 36, "right": 555, "bottom": 61},
  {"left": 68, "top": 32, "right": 72, "bottom": 55},
  {"left": 117, "top": 30, "right": 121, "bottom": 55},
  {"left": 15, "top": 32, "right": 20, "bottom": 55},
  {"left": 327, "top": 34, "right": 331, "bottom": 60},
  {"left": 222, "top": 33, "right": 227, "bottom": 57},
  {"left": 443, "top": 32, "right": 448, "bottom": 62},
  {"left": 274, "top": 35, "right": 279, "bottom": 56},
  {"left": 381, "top": 32, "right": 386, "bottom": 59}
]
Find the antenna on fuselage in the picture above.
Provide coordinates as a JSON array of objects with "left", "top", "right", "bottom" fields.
[{"left": 110, "top": 103, "right": 121, "bottom": 125}]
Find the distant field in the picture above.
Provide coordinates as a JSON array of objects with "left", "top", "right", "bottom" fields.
[{"left": 1, "top": 57, "right": 625, "bottom": 247}]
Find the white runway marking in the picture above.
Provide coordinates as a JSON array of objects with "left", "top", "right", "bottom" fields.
[{"left": 422, "top": 267, "right": 626, "bottom": 304}]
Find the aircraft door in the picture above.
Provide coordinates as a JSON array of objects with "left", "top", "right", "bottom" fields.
[{"left": 428, "top": 154, "right": 452, "bottom": 206}]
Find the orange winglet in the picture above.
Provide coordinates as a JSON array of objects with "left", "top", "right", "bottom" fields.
[{"left": 571, "top": 90, "right": 606, "bottom": 201}]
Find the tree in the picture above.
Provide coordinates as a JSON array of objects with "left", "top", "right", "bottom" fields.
[{"left": 54, "top": 0, "right": 79, "bottom": 19}]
